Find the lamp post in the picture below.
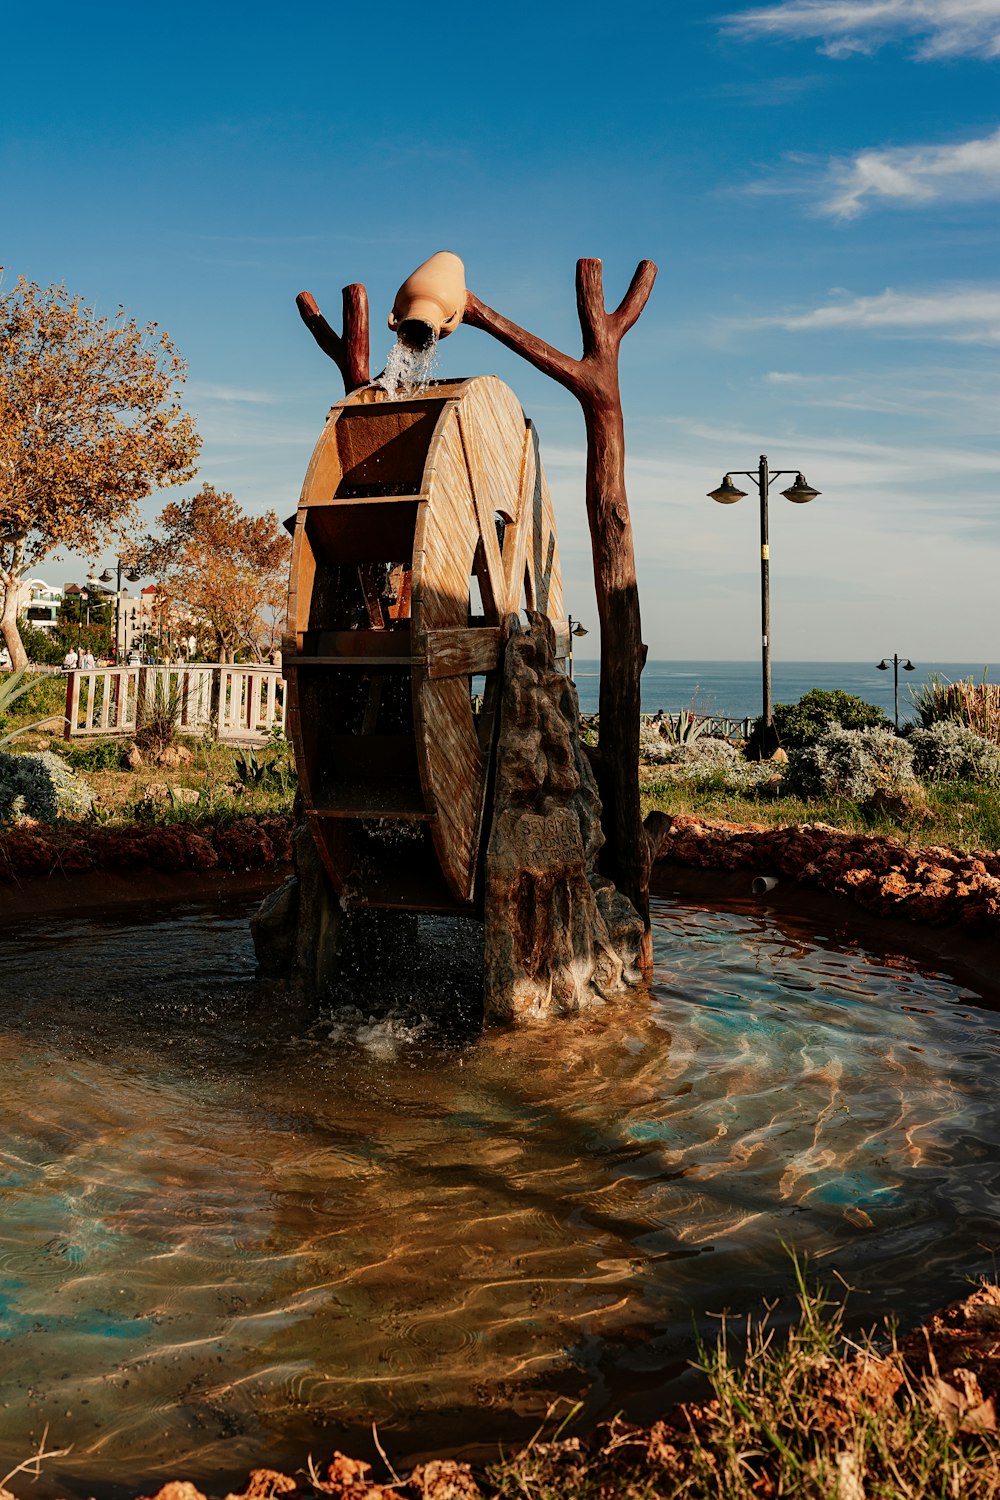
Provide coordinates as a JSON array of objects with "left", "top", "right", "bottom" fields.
[
  {"left": 75, "top": 589, "right": 89, "bottom": 660},
  {"left": 707, "top": 456, "right": 820, "bottom": 754},
  {"left": 877, "top": 653, "right": 914, "bottom": 731},
  {"left": 98, "top": 562, "right": 142, "bottom": 663},
  {"left": 124, "top": 603, "right": 138, "bottom": 660},
  {"left": 567, "top": 615, "right": 589, "bottom": 685}
]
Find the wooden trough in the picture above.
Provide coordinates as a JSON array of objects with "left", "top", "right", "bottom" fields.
[{"left": 283, "top": 375, "right": 567, "bottom": 914}]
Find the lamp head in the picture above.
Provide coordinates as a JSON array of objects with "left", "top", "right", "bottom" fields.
[
  {"left": 708, "top": 474, "right": 747, "bottom": 505},
  {"left": 781, "top": 473, "right": 820, "bottom": 504},
  {"left": 98, "top": 569, "right": 113, "bottom": 583},
  {"left": 877, "top": 660, "right": 888, "bottom": 671},
  {"left": 571, "top": 622, "right": 589, "bottom": 638},
  {"left": 904, "top": 660, "right": 915, "bottom": 671}
]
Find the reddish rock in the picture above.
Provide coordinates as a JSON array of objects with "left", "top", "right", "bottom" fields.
[
  {"left": 225, "top": 1469, "right": 300, "bottom": 1500},
  {"left": 214, "top": 822, "right": 276, "bottom": 870},
  {"left": 139, "top": 1485, "right": 207, "bottom": 1500},
  {"left": 182, "top": 832, "right": 220, "bottom": 871},
  {"left": 652, "top": 812, "right": 1000, "bottom": 937},
  {"left": 257, "top": 816, "right": 294, "bottom": 863},
  {"left": 0, "top": 828, "right": 56, "bottom": 877},
  {"left": 407, "top": 1461, "right": 481, "bottom": 1499},
  {"left": 56, "top": 838, "right": 96, "bottom": 874}
]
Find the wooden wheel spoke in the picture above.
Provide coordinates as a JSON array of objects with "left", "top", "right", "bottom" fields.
[
  {"left": 457, "top": 408, "right": 505, "bottom": 618},
  {"left": 357, "top": 564, "right": 387, "bottom": 629},
  {"left": 503, "top": 424, "right": 537, "bottom": 615},
  {"left": 361, "top": 674, "right": 385, "bottom": 734}
]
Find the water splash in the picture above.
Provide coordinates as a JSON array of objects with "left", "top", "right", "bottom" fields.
[{"left": 376, "top": 334, "right": 439, "bottom": 399}]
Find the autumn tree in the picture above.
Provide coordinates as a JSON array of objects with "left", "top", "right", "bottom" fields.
[
  {"left": 0, "top": 275, "right": 200, "bottom": 669},
  {"left": 137, "top": 485, "right": 290, "bottom": 662}
]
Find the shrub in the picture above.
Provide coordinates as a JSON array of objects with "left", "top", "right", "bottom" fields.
[
  {"left": 62, "top": 739, "right": 128, "bottom": 772},
  {"left": 135, "top": 676, "right": 182, "bottom": 756},
  {"left": 785, "top": 726, "right": 917, "bottom": 803},
  {"left": 908, "top": 721, "right": 1000, "bottom": 783},
  {"left": 769, "top": 688, "right": 888, "bottom": 750},
  {"left": 649, "top": 741, "right": 779, "bottom": 794},
  {"left": 0, "top": 749, "right": 95, "bottom": 823},
  {"left": 14, "top": 621, "right": 65, "bottom": 667},
  {"left": 910, "top": 673, "right": 1000, "bottom": 741}
]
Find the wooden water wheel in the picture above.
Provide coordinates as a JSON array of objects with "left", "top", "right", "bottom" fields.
[{"left": 284, "top": 375, "right": 568, "bottom": 913}]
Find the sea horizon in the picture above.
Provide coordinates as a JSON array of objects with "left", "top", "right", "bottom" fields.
[{"left": 570, "top": 659, "right": 996, "bottom": 722}]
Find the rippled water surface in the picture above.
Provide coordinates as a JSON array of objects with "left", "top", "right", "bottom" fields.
[{"left": 2, "top": 895, "right": 1000, "bottom": 1496}]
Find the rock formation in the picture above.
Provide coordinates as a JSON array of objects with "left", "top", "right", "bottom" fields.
[{"left": 483, "top": 613, "right": 644, "bottom": 1023}]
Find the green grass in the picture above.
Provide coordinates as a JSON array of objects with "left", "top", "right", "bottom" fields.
[
  {"left": 641, "top": 774, "right": 1000, "bottom": 852},
  {"left": 0, "top": 670, "right": 67, "bottom": 741},
  {"left": 485, "top": 1263, "right": 1000, "bottom": 1498}
]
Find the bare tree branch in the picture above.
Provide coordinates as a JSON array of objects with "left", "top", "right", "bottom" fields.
[
  {"left": 610, "top": 260, "right": 658, "bottom": 340},
  {"left": 295, "top": 284, "right": 371, "bottom": 393},
  {"left": 462, "top": 291, "right": 581, "bottom": 394}
]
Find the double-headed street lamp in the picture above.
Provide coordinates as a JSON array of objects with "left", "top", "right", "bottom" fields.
[
  {"left": 708, "top": 455, "right": 820, "bottom": 754},
  {"left": 96, "top": 561, "right": 142, "bottom": 662},
  {"left": 877, "top": 653, "right": 914, "bottom": 731}
]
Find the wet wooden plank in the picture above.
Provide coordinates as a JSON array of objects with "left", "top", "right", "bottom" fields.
[
  {"left": 307, "top": 782, "right": 430, "bottom": 818},
  {"left": 287, "top": 656, "right": 413, "bottom": 667},
  {"left": 424, "top": 627, "right": 503, "bottom": 680},
  {"left": 314, "top": 629, "right": 413, "bottom": 658}
]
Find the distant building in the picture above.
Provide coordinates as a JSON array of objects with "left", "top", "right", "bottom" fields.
[{"left": 14, "top": 578, "right": 63, "bottom": 632}]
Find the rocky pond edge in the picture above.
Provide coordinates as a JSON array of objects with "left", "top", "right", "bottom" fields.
[{"left": 4, "top": 810, "right": 1000, "bottom": 941}]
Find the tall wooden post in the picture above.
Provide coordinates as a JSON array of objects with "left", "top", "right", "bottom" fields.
[{"left": 463, "top": 259, "right": 658, "bottom": 964}]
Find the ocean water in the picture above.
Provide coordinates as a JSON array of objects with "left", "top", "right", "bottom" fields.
[{"left": 572, "top": 660, "right": 996, "bottom": 722}]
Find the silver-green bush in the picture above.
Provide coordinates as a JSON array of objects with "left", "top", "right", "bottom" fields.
[
  {"left": 784, "top": 726, "right": 916, "bottom": 802},
  {"left": 649, "top": 741, "right": 779, "bottom": 794},
  {"left": 641, "top": 733, "right": 741, "bottom": 768},
  {"left": 0, "top": 749, "right": 95, "bottom": 823},
  {"left": 908, "top": 721, "right": 1000, "bottom": 782}
]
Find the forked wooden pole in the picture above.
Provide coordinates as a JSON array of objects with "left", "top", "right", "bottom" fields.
[
  {"left": 295, "top": 283, "right": 371, "bottom": 393},
  {"left": 464, "top": 258, "right": 658, "bottom": 967}
]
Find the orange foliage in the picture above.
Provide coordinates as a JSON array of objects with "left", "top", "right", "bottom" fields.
[
  {"left": 137, "top": 484, "right": 290, "bottom": 661},
  {"left": 0, "top": 273, "right": 200, "bottom": 667}
]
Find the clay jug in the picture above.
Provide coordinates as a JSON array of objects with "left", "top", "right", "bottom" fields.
[{"left": 389, "top": 251, "right": 466, "bottom": 350}]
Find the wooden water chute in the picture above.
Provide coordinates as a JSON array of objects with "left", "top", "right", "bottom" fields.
[{"left": 284, "top": 374, "right": 567, "bottom": 913}]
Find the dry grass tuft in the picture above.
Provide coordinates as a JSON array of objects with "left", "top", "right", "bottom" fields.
[{"left": 486, "top": 1258, "right": 1000, "bottom": 1498}]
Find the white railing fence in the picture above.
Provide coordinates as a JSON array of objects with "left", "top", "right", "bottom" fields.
[{"left": 64, "top": 665, "right": 285, "bottom": 744}]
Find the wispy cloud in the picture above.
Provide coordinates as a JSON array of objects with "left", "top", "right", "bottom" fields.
[
  {"left": 723, "top": 1, "right": 1000, "bottom": 60},
  {"left": 751, "top": 286, "right": 1000, "bottom": 341},
  {"left": 762, "top": 365, "right": 1000, "bottom": 424},
  {"left": 820, "top": 125, "right": 1000, "bottom": 216},
  {"left": 188, "top": 382, "right": 278, "bottom": 405}
]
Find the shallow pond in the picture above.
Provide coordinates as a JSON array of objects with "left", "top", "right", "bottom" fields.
[{"left": 1, "top": 892, "right": 999, "bottom": 1496}]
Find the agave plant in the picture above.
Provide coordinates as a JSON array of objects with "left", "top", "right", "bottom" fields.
[
  {"left": 0, "top": 669, "right": 68, "bottom": 748},
  {"left": 660, "top": 708, "right": 707, "bottom": 746}
]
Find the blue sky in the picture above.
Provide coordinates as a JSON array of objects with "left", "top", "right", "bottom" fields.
[{"left": 4, "top": 0, "right": 1000, "bottom": 659}]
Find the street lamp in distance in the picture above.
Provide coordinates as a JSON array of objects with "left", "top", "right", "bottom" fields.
[
  {"left": 567, "top": 616, "right": 588, "bottom": 685},
  {"left": 707, "top": 455, "right": 820, "bottom": 756},
  {"left": 97, "top": 562, "right": 142, "bottom": 662},
  {"left": 877, "top": 653, "right": 915, "bottom": 731}
]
